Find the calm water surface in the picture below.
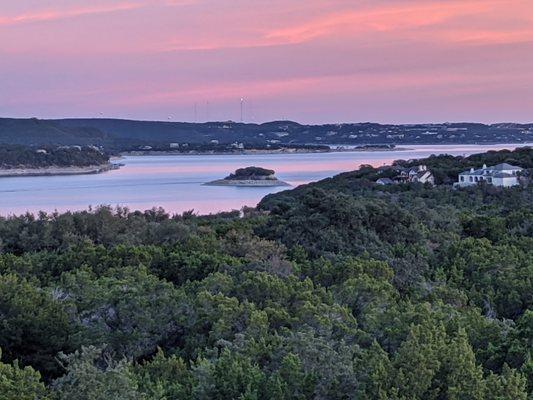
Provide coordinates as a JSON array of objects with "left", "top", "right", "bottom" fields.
[{"left": 0, "top": 144, "right": 527, "bottom": 215}]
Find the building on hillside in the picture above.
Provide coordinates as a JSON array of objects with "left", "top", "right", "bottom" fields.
[
  {"left": 455, "top": 163, "right": 523, "bottom": 187},
  {"left": 375, "top": 165, "right": 435, "bottom": 186},
  {"left": 395, "top": 165, "right": 435, "bottom": 185},
  {"left": 376, "top": 177, "right": 394, "bottom": 185}
]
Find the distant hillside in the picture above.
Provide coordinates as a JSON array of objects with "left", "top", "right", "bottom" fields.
[
  {"left": 57, "top": 119, "right": 533, "bottom": 146},
  {"left": 54, "top": 118, "right": 302, "bottom": 145},
  {"left": 1, "top": 117, "right": 532, "bottom": 151},
  {"left": 0, "top": 118, "right": 109, "bottom": 146}
]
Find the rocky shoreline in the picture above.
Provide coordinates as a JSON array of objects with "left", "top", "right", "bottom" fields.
[
  {"left": 0, "top": 163, "right": 120, "bottom": 178},
  {"left": 204, "top": 179, "right": 290, "bottom": 187}
]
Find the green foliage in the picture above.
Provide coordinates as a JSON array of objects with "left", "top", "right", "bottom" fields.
[
  {"left": 0, "top": 349, "right": 49, "bottom": 400},
  {"left": 227, "top": 166, "right": 276, "bottom": 180},
  {"left": 437, "top": 238, "right": 532, "bottom": 319},
  {"left": 0, "top": 147, "right": 531, "bottom": 398},
  {"left": 133, "top": 349, "right": 193, "bottom": 399},
  {"left": 485, "top": 364, "right": 528, "bottom": 400},
  {"left": 0, "top": 274, "right": 74, "bottom": 377},
  {"left": 52, "top": 346, "right": 141, "bottom": 400},
  {"left": 59, "top": 267, "right": 186, "bottom": 360}
]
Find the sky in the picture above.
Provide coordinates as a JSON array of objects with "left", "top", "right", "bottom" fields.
[{"left": 1, "top": 0, "right": 532, "bottom": 124}]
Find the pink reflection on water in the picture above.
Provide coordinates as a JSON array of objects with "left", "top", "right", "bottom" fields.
[
  {"left": 121, "top": 155, "right": 399, "bottom": 177},
  {"left": 123, "top": 163, "right": 225, "bottom": 175},
  {"left": 3, "top": 198, "right": 248, "bottom": 217}
]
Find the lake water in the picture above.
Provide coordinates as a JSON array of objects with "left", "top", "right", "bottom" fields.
[{"left": 0, "top": 144, "right": 528, "bottom": 216}]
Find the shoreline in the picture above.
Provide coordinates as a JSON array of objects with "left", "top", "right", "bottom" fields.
[
  {"left": 117, "top": 142, "right": 531, "bottom": 157},
  {"left": 204, "top": 179, "right": 291, "bottom": 187},
  {"left": 0, "top": 163, "right": 120, "bottom": 178},
  {"left": 120, "top": 146, "right": 409, "bottom": 157}
]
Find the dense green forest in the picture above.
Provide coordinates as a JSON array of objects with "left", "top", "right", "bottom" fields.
[
  {"left": 0, "top": 148, "right": 531, "bottom": 399},
  {"left": 0, "top": 145, "right": 109, "bottom": 169}
]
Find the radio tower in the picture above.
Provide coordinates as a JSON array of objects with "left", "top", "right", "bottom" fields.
[{"left": 240, "top": 97, "right": 244, "bottom": 122}]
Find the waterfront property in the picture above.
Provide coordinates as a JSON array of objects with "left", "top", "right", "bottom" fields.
[{"left": 455, "top": 163, "right": 523, "bottom": 187}]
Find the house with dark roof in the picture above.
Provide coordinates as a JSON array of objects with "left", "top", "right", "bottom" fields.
[
  {"left": 395, "top": 165, "right": 435, "bottom": 185},
  {"left": 376, "top": 165, "right": 435, "bottom": 186},
  {"left": 456, "top": 163, "right": 523, "bottom": 187}
]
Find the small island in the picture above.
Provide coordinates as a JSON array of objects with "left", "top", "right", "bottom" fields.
[{"left": 205, "top": 166, "right": 290, "bottom": 187}]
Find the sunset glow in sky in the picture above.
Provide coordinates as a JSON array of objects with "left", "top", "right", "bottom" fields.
[{"left": 2, "top": 0, "right": 533, "bottom": 123}]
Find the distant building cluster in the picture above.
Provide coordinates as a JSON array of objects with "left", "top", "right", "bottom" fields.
[
  {"left": 376, "top": 165, "right": 435, "bottom": 185},
  {"left": 455, "top": 163, "right": 523, "bottom": 188},
  {"left": 376, "top": 162, "right": 525, "bottom": 188}
]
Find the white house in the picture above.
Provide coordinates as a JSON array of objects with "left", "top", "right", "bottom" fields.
[{"left": 456, "top": 163, "right": 523, "bottom": 187}]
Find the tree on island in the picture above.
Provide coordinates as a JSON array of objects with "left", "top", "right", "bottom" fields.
[{"left": 226, "top": 166, "right": 276, "bottom": 180}]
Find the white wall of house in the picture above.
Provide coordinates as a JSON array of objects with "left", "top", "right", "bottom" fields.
[
  {"left": 457, "top": 172, "right": 519, "bottom": 187},
  {"left": 492, "top": 176, "right": 519, "bottom": 187},
  {"left": 457, "top": 173, "right": 482, "bottom": 186}
]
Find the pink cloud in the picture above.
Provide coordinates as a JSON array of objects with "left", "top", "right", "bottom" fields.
[
  {"left": 263, "top": 0, "right": 502, "bottom": 45},
  {"left": 160, "top": 0, "right": 530, "bottom": 54},
  {"left": 0, "top": 3, "right": 145, "bottom": 26},
  {"left": 433, "top": 28, "right": 533, "bottom": 46}
]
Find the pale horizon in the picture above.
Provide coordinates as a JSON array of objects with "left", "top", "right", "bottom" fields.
[{"left": 3, "top": 115, "right": 533, "bottom": 127}]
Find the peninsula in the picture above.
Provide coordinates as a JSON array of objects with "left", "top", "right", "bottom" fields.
[
  {"left": 205, "top": 166, "right": 290, "bottom": 187},
  {"left": 0, "top": 145, "right": 119, "bottom": 178}
]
